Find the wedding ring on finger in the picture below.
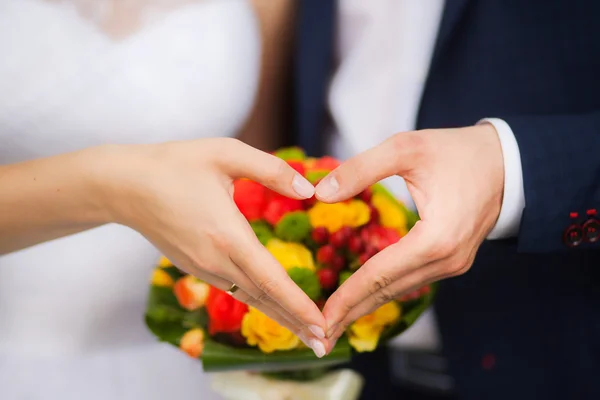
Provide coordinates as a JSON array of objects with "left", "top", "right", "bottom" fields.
[{"left": 226, "top": 283, "right": 239, "bottom": 296}]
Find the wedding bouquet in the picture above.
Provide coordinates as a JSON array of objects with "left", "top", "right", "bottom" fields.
[{"left": 145, "top": 148, "right": 435, "bottom": 400}]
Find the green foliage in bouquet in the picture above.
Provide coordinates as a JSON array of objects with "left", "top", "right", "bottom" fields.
[{"left": 145, "top": 148, "right": 435, "bottom": 379}]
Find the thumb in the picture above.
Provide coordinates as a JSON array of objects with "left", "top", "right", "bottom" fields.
[
  {"left": 315, "top": 133, "right": 420, "bottom": 203},
  {"left": 221, "top": 139, "right": 315, "bottom": 199}
]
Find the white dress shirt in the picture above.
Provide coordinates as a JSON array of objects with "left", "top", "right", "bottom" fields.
[{"left": 327, "top": 0, "right": 525, "bottom": 350}]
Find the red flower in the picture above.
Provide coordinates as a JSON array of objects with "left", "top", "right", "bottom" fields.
[
  {"left": 233, "top": 180, "right": 267, "bottom": 221},
  {"left": 360, "top": 225, "right": 401, "bottom": 252},
  {"left": 263, "top": 191, "right": 304, "bottom": 225},
  {"left": 205, "top": 287, "right": 248, "bottom": 336},
  {"left": 311, "top": 156, "right": 341, "bottom": 172},
  {"left": 287, "top": 160, "right": 306, "bottom": 176}
]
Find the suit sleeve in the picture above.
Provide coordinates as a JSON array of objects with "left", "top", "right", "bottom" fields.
[{"left": 503, "top": 112, "right": 600, "bottom": 253}]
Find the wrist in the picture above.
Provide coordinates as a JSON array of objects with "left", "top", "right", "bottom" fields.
[
  {"left": 472, "top": 124, "right": 505, "bottom": 235},
  {"left": 83, "top": 144, "right": 148, "bottom": 227}
]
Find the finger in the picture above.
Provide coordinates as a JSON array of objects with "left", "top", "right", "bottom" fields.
[
  {"left": 220, "top": 255, "right": 324, "bottom": 343},
  {"left": 231, "top": 230, "right": 328, "bottom": 342},
  {"left": 322, "top": 223, "right": 430, "bottom": 337},
  {"left": 232, "top": 288, "right": 329, "bottom": 355},
  {"left": 315, "top": 132, "right": 422, "bottom": 202},
  {"left": 327, "top": 267, "right": 438, "bottom": 348},
  {"left": 220, "top": 139, "right": 315, "bottom": 199},
  {"left": 182, "top": 260, "right": 328, "bottom": 357}
]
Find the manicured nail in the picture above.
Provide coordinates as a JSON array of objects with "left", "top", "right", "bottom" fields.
[
  {"left": 326, "top": 323, "right": 338, "bottom": 338},
  {"left": 292, "top": 173, "right": 315, "bottom": 198},
  {"left": 309, "top": 339, "right": 326, "bottom": 358},
  {"left": 297, "top": 333, "right": 311, "bottom": 348},
  {"left": 316, "top": 176, "right": 339, "bottom": 199},
  {"left": 308, "top": 325, "right": 325, "bottom": 339}
]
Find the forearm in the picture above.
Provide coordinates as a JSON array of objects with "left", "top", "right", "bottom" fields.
[
  {"left": 0, "top": 146, "right": 117, "bottom": 254},
  {"left": 237, "top": 0, "right": 296, "bottom": 151}
]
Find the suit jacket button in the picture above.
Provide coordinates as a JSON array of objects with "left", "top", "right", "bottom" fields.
[
  {"left": 583, "top": 219, "right": 600, "bottom": 243},
  {"left": 564, "top": 224, "right": 583, "bottom": 247}
]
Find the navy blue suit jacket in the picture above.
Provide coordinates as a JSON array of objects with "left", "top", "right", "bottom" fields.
[{"left": 293, "top": 1, "right": 600, "bottom": 399}]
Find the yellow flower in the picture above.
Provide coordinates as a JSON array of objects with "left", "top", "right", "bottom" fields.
[
  {"left": 151, "top": 268, "right": 174, "bottom": 287},
  {"left": 308, "top": 200, "right": 370, "bottom": 233},
  {"left": 372, "top": 192, "right": 408, "bottom": 236},
  {"left": 348, "top": 301, "right": 401, "bottom": 352},
  {"left": 308, "top": 202, "right": 347, "bottom": 233},
  {"left": 180, "top": 328, "right": 205, "bottom": 358},
  {"left": 344, "top": 200, "right": 371, "bottom": 228},
  {"left": 157, "top": 256, "right": 173, "bottom": 268},
  {"left": 241, "top": 307, "right": 300, "bottom": 353},
  {"left": 266, "top": 239, "right": 315, "bottom": 271}
]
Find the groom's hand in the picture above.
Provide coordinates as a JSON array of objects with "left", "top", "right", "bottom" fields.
[{"left": 315, "top": 125, "right": 505, "bottom": 349}]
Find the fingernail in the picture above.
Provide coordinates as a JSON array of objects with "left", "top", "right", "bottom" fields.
[
  {"left": 309, "top": 339, "right": 326, "bottom": 358},
  {"left": 297, "top": 333, "right": 311, "bottom": 348},
  {"left": 292, "top": 173, "right": 315, "bottom": 198},
  {"left": 326, "top": 323, "right": 338, "bottom": 338},
  {"left": 308, "top": 325, "right": 325, "bottom": 339},
  {"left": 316, "top": 176, "right": 339, "bottom": 199}
]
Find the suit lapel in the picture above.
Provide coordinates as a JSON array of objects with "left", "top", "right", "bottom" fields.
[
  {"left": 294, "top": 1, "right": 471, "bottom": 151},
  {"left": 430, "top": 0, "right": 471, "bottom": 70}
]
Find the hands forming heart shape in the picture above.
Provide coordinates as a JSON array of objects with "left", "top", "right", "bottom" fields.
[{"left": 100, "top": 124, "right": 503, "bottom": 358}]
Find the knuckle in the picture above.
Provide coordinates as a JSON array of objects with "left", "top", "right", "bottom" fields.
[
  {"left": 374, "top": 288, "right": 395, "bottom": 305},
  {"left": 330, "top": 290, "right": 354, "bottom": 314},
  {"left": 273, "top": 158, "right": 290, "bottom": 181},
  {"left": 424, "top": 236, "right": 458, "bottom": 261},
  {"left": 207, "top": 229, "right": 230, "bottom": 252},
  {"left": 369, "top": 274, "right": 394, "bottom": 295},
  {"left": 448, "top": 258, "right": 472, "bottom": 277},
  {"left": 257, "top": 278, "right": 279, "bottom": 297}
]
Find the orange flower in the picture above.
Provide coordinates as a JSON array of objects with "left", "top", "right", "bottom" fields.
[
  {"left": 180, "top": 328, "right": 205, "bottom": 358},
  {"left": 173, "top": 275, "right": 210, "bottom": 311}
]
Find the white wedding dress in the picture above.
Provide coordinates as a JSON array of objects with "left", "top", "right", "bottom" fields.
[{"left": 0, "top": 1, "right": 260, "bottom": 399}]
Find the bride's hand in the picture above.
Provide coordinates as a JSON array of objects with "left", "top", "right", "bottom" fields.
[{"left": 102, "top": 138, "right": 327, "bottom": 357}]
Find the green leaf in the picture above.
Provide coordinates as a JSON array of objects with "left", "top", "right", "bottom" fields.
[
  {"left": 202, "top": 337, "right": 352, "bottom": 373},
  {"left": 162, "top": 266, "right": 184, "bottom": 282},
  {"left": 275, "top": 212, "right": 312, "bottom": 242},
  {"left": 371, "top": 183, "right": 419, "bottom": 229},
  {"left": 338, "top": 271, "right": 353, "bottom": 286},
  {"left": 145, "top": 285, "right": 208, "bottom": 346},
  {"left": 250, "top": 220, "right": 275, "bottom": 246},
  {"left": 305, "top": 170, "right": 329, "bottom": 185},
  {"left": 274, "top": 147, "right": 306, "bottom": 161},
  {"left": 287, "top": 267, "right": 322, "bottom": 301}
]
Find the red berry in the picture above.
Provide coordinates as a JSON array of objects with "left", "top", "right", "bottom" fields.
[
  {"left": 348, "top": 236, "right": 364, "bottom": 254},
  {"left": 420, "top": 285, "right": 431, "bottom": 295},
  {"left": 311, "top": 227, "right": 329, "bottom": 245},
  {"left": 369, "top": 206, "right": 380, "bottom": 223},
  {"left": 339, "top": 226, "right": 353, "bottom": 239},
  {"left": 330, "top": 226, "right": 353, "bottom": 248},
  {"left": 303, "top": 196, "right": 317, "bottom": 209},
  {"left": 317, "top": 268, "right": 338, "bottom": 290},
  {"left": 315, "top": 299, "right": 326, "bottom": 310},
  {"left": 331, "top": 254, "right": 346, "bottom": 272},
  {"left": 330, "top": 231, "right": 347, "bottom": 248},
  {"left": 358, "top": 253, "right": 371, "bottom": 266},
  {"left": 359, "top": 189, "right": 372, "bottom": 203},
  {"left": 317, "top": 245, "right": 336, "bottom": 265}
]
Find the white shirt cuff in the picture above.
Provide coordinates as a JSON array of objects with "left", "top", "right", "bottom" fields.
[{"left": 477, "top": 118, "right": 525, "bottom": 239}]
